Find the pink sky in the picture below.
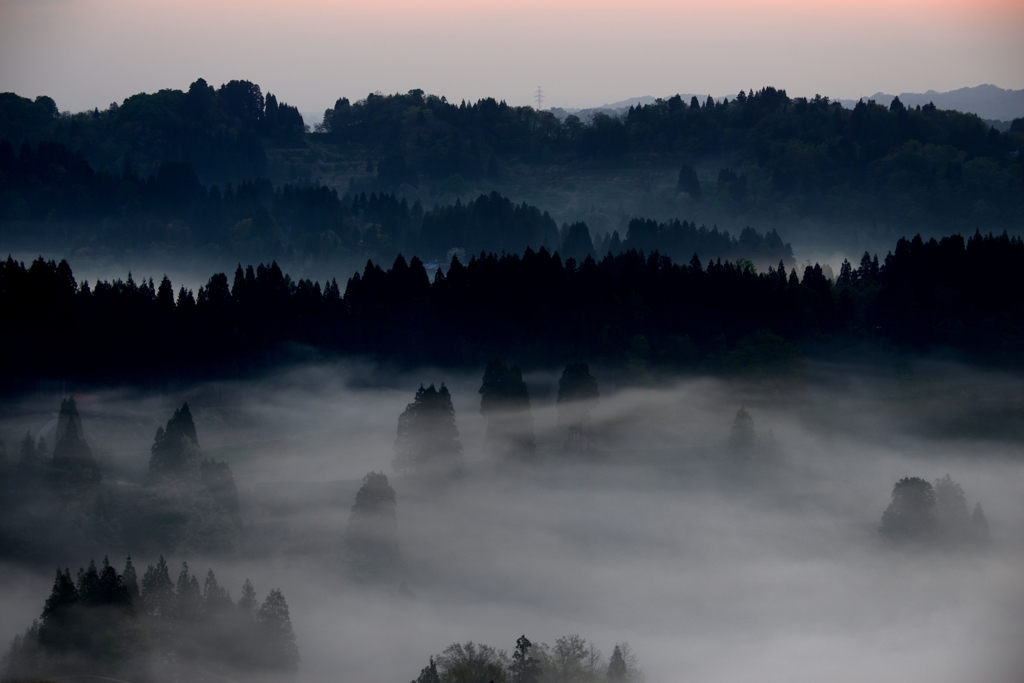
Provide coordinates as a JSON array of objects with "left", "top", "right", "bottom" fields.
[{"left": 1, "top": 0, "right": 1021, "bottom": 113}]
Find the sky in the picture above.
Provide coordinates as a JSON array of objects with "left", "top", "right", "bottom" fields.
[{"left": 0, "top": 0, "right": 1022, "bottom": 114}]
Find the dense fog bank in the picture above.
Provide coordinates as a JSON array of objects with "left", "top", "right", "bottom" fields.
[{"left": 1, "top": 360, "right": 1022, "bottom": 682}]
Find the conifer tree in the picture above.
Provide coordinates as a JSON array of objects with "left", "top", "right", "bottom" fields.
[
  {"left": 880, "top": 477, "right": 936, "bottom": 540},
  {"left": 141, "top": 556, "right": 175, "bottom": 618},
  {"left": 728, "top": 406, "right": 756, "bottom": 459},
  {"left": 176, "top": 562, "right": 202, "bottom": 621},
  {"left": 676, "top": 164, "right": 702, "bottom": 199},
  {"left": 257, "top": 588, "right": 299, "bottom": 671},
  {"left": 238, "top": 578, "right": 258, "bottom": 618},
  {"left": 203, "top": 569, "right": 233, "bottom": 613},
  {"left": 934, "top": 474, "right": 970, "bottom": 541},
  {"left": 122, "top": 557, "right": 139, "bottom": 603},
  {"left": 18, "top": 430, "right": 36, "bottom": 465},
  {"left": 479, "top": 360, "right": 536, "bottom": 460},
  {"left": 53, "top": 397, "right": 92, "bottom": 461},
  {"left": 393, "top": 383, "right": 463, "bottom": 477},
  {"left": 607, "top": 645, "right": 628, "bottom": 683},
  {"left": 345, "top": 471, "right": 401, "bottom": 580},
  {"left": 970, "top": 503, "right": 990, "bottom": 544},
  {"left": 150, "top": 403, "right": 200, "bottom": 474},
  {"left": 38, "top": 568, "right": 80, "bottom": 651}
]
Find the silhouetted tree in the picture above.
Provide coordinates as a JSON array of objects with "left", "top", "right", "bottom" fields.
[
  {"left": 607, "top": 645, "right": 627, "bottom": 683},
  {"left": 479, "top": 360, "right": 536, "bottom": 461},
  {"left": 880, "top": 477, "right": 936, "bottom": 541},
  {"left": 728, "top": 406, "right": 756, "bottom": 459},
  {"left": 141, "top": 556, "right": 175, "bottom": 618},
  {"left": 149, "top": 403, "right": 200, "bottom": 474},
  {"left": 676, "top": 164, "right": 701, "bottom": 199},
  {"left": 51, "top": 397, "right": 101, "bottom": 484},
  {"left": 414, "top": 656, "right": 442, "bottom": 683},
  {"left": 393, "top": 383, "right": 464, "bottom": 477},
  {"left": 144, "top": 403, "right": 241, "bottom": 553},
  {"left": 256, "top": 589, "right": 299, "bottom": 672},
  {"left": 557, "top": 363, "right": 599, "bottom": 451},
  {"left": 123, "top": 557, "right": 139, "bottom": 603},
  {"left": 970, "top": 503, "right": 990, "bottom": 544},
  {"left": 344, "top": 471, "right": 400, "bottom": 580},
  {"left": 934, "top": 474, "right": 970, "bottom": 542},
  {"left": 510, "top": 635, "right": 542, "bottom": 683}
]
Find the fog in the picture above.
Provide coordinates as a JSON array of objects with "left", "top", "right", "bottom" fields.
[{"left": 2, "top": 360, "right": 1022, "bottom": 682}]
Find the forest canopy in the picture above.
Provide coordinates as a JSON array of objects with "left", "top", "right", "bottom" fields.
[{"left": 1, "top": 230, "right": 1020, "bottom": 394}]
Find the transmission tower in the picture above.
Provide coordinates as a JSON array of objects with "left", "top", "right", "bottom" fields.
[{"left": 535, "top": 86, "right": 544, "bottom": 109}]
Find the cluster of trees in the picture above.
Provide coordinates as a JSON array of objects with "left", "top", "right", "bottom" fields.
[
  {"left": 393, "top": 383, "right": 464, "bottom": 478},
  {"left": 138, "top": 403, "right": 242, "bottom": 554},
  {"left": 4, "top": 230, "right": 1021, "bottom": 392},
  {"left": 0, "top": 397, "right": 113, "bottom": 560},
  {"left": 0, "top": 78, "right": 304, "bottom": 183},
  {"left": 0, "top": 140, "right": 792, "bottom": 269},
  {"left": 392, "top": 362, "right": 601, "bottom": 478},
  {"left": 880, "top": 475, "right": 989, "bottom": 546},
  {"left": 316, "top": 87, "right": 1024, "bottom": 228},
  {"left": 0, "top": 399, "right": 240, "bottom": 562},
  {"left": 3, "top": 556, "right": 298, "bottom": 680},
  {"left": 411, "top": 634, "right": 642, "bottom": 683},
  {"left": 345, "top": 361, "right": 600, "bottom": 581}
]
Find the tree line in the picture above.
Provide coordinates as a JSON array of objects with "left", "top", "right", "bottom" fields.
[
  {"left": 2, "top": 230, "right": 1021, "bottom": 392},
  {"left": 4, "top": 79, "right": 1022, "bottom": 233},
  {"left": 410, "top": 635, "right": 642, "bottom": 683},
  {"left": 316, "top": 87, "right": 1024, "bottom": 229},
  {"left": 3, "top": 555, "right": 297, "bottom": 680},
  {"left": 0, "top": 78, "right": 303, "bottom": 183},
  {"left": 0, "top": 140, "right": 792, "bottom": 267}
]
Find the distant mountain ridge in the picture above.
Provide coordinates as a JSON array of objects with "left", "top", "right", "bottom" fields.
[
  {"left": 553, "top": 85, "right": 1024, "bottom": 124},
  {"left": 837, "top": 84, "right": 1024, "bottom": 123}
]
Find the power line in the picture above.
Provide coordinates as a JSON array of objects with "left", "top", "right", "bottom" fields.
[{"left": 535, "top": 86, "right": 544, "bottom": 109}]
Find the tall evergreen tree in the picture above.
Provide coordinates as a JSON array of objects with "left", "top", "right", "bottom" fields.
[
  {"left": 728, "top": 406, "right": 756, "bottom": 459},
  {"left": 52, "top": 396, "right": 100, "bottom": 482},
  {"left": 479, "top": 360, "right": 536, "bottom": 460},
  {"left": 345, "top": 471, "right": 401, "bottom": 580},
  {"left": 676, "top": 163, "right": 702, "bottom": 199},
  {"left": 149, "top": 403, "right": 200, "bottom": 474},
  {"left": 38, "top": 568, "right": 81, "bottom": 651},
  {"left": 257, "top": 589, "right": 299, "bottom": 672},
  {"left": 393, "top": 383, "right": 464, "bottom": 477},
  {"left": 607, "top": 645, "right": 628, "bottom": 683},
  {"left": 880, "top": 477, "right": 936, "bottom": 540},
  {"left": 238, "top": 578, "right": 258, "bottom": 617},
  {"left": 970, "top": 503, "right": 990, "bottom": 544},
  {"left": 122, "top": 557, "right": 139, "bottom": 603},
  {"left": 141, "top": 556, "right": 175, "bottom": 618},
  {"left": 934, "top": 474, "right": 970, "bottom": 541},
  {"left": 509, "top": 635, "right": 541, "bottom": 683}
]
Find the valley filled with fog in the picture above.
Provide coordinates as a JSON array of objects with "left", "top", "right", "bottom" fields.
[{"left": 2, "top": 360, "right": 1020, "bottom": 682}]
